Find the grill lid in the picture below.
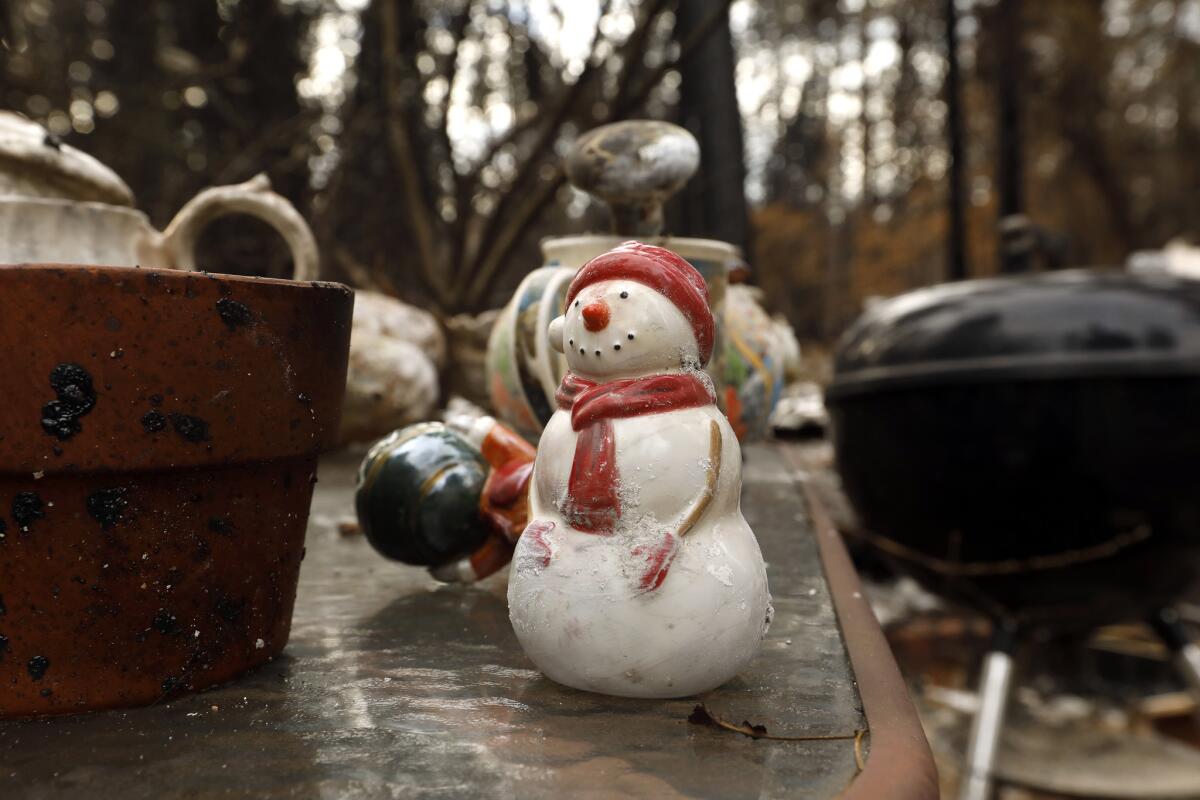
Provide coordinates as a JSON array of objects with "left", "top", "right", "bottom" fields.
[{"left": 827, "top": 269, "right": 1200, "bottom": 399}]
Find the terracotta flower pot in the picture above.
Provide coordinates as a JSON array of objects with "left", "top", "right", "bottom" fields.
[{"left": 0, "top": 264, "right": 353, "bottom": 716}]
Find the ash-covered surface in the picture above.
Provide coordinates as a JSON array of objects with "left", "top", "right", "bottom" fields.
[
  {"left": 787, "top": 441, "right": 1200, "bottom": 798},
  {"left": 0, "top": 444, "right": 864, "bottom": 800}
]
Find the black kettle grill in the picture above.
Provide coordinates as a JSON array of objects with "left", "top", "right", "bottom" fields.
[{"left": 826, "top": 269, "right": 1200, "bottom": 800}]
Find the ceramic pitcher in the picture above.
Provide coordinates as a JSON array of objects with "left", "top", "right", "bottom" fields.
[
  {"left": 0, "top": 179, "right": 318, "bottom": 279},
  {"left": 0, "top": 112, "right": 317, "bottom": 279}
]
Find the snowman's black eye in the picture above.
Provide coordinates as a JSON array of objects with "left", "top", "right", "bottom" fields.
[
  {"left": 574, "top": 300, "right": 580, "bottom": 308},
  {"left": 614, "top": 344, "right": 621, "bottom": 351},
  {"left": 569, "top": 339, "right": 574, "bottom": 346},
  {"left": 628, "top": 333, "right": 635, "bottom": 340},
  {"left": 594, "top": 350, "right": 601, "bottom": 357},
  {"left": 619, "top": 290, "right": 628, "bottom": 299},
  {"left": 579, "top": 347, "right": 585, "bottom": 355}
]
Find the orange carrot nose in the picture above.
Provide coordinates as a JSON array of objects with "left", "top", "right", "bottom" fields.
[{"left": 581, "top": 299, "right": 610, "bottom": 331}]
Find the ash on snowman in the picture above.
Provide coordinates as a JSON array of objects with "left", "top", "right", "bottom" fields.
[{"left": 508, "top": 241, "right": 772, "bottom": 698}]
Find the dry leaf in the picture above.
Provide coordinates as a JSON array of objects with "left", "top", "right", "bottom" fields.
[{"left": 688, "top": 703, "right": 861, "bottom": 744}]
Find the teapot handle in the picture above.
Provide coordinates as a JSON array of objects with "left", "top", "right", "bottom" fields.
[{"left": 156, "top": 173, "right": 319, "bottom": 281}]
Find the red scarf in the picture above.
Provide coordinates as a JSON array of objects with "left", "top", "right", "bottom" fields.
[{"left": 553, "top": 372, "right": 715, "bottom": 533}]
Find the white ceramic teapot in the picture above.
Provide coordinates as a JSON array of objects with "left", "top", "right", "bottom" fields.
[{"left": 0, "top": 112, "right": 317, "bottom": 278}]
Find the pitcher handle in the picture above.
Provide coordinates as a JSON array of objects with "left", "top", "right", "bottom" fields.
[{"left": 157, "top": 173, "right": 319, "bottom": 282}]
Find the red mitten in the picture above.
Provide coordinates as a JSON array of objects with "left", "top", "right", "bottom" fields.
[
  {"left": 521, "top": 520, "right": 556, "bottom": 568},
  {"left": 632, "top": 530, "right": 679, "bottom": 594}
]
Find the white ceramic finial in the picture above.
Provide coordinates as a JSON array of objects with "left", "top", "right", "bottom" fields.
[{"left": 565, "top": 120, "right": 700, "bottom": 237}]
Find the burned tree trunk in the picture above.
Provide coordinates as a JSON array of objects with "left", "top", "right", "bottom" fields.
[
  {"left": 944, "top": 0, "right": 968, "bottom": 281},
  {"left": 672, "top": 0, "right": 750, "bottom": 254},
  {"left": 994, "top": 0, "right": 1027, "bottom": 273}
]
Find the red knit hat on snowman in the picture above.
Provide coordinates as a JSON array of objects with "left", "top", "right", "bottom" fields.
[{"left": 565, "top": 241, "right": 716, "bottom": 367}]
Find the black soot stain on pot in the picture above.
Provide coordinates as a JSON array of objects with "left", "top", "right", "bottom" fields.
[
  {"left": 140, "top": 410, "right": 166, "bottom": 433},
  {"left": 152, "top": 609, "right": 181, "bottom": 636},
  {"left": 193, "top": 537, "right": 211, "bottom": 562},
  {"left": 169, "top": 413, "right": 211, "bottom": 443},
  {"left": 41, "top": 363, "right": 97, "bottom": 440},
  {"left": 27, "top": 655, "right": 49, "bottom": 681},
  {"left": 86, "top": 487, "right": 130, "bottom": 530},
  {"left": 214, "top": 595, "right": 245, "bottom": 622},
  {"left": 12, "top": 492, "right": 45, "bottom": 531},
  {"left": 216, "top": 298, "right": 255, "bottom": 330}
]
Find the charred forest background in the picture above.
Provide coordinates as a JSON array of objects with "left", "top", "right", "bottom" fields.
[{"left": 2, "top": 0, "right": 1198, "bottom": 342}]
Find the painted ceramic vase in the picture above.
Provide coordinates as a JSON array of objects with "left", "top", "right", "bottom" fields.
[
  {"left": 487, "top": 234, "right": 743, "bottom": 440},
  {"left": 507, "top": 241, "right": 771, "bottom": 698},
  {"left": 356, "top": 417, "right": 536, "bottom": 583},
  {"left": 488, "top": 236, "right": 790, "bottom": 441},
  {"left": 485, "top": 265, "right": 574, "bottom": 442},
  {"left": 486, "top": 118, "right": 786, "bottom": 441},
  {"left": 721, "top": 285, "right": 787, "bottom": 440}
]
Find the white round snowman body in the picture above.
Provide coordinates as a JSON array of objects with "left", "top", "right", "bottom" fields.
[{"left": 507, "top": 242, "right": 771, "bottom": 698}]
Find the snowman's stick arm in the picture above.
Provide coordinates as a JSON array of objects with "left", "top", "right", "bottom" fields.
[{"left": 677, "top": 419, "right": 722, "bottom": 538}]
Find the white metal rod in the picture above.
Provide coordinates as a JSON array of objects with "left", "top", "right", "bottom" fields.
[
  {"left": 958, "top": 649, "right": 1015, "bottom": 800},
  {"left": 1177, "top": 642, "right": 1200, "bottom": 703}
]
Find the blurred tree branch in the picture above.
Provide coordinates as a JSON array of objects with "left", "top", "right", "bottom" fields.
[
  {"left": 6, "top": 0, "right": 1195, "bottom": 347},
  {"left": 463, "top": 0, "right": 616, "bottom": 194},
  {"left": 327, "top": 0, "right": 736, "bottom": 315},
  {"left": 380, "top": 0, "right": 450, "bottom": 307},
  {"left": 463, "top": 0, "right": 736, "bottom": 310}
]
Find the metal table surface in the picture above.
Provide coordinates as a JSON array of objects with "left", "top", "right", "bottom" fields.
[{"left": 1, "top": 444, "right": 869, "bottom": 799}]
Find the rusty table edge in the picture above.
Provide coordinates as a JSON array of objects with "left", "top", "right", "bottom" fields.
[{"left": 782, "top": 447, "right": 940, "bottom": 800}]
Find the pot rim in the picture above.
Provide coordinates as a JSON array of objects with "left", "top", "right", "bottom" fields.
[
  {"left": 0, "top": 264, "right": 354, "bottom": 475},
  {"left": 540, "top": 234, "right": 742, "bottom": 263},
  {"left": 0, "top": 261, "right": 350, "bottom": 292}
]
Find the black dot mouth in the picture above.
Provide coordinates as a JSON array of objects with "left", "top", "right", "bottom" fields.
[
  {"left": 579, "top": 347, "right": 585, "bottom": 355},
  {"left": 614, "top": 344, "right": 621, "bottom": 351},
  {"left": 627, "top": 333, "right": 635, "bottom": 340},
  {"left": 594, "top": 350, "right": 602, "bottom": 357}
]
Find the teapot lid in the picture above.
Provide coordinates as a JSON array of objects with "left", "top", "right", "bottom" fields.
[{"left": 0, "top": 112, "right": 134, "bottom": 206}]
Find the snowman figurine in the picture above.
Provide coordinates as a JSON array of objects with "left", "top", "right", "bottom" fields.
[{"left": 508, "top": 241, "right": 772, "bottom": 698}]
